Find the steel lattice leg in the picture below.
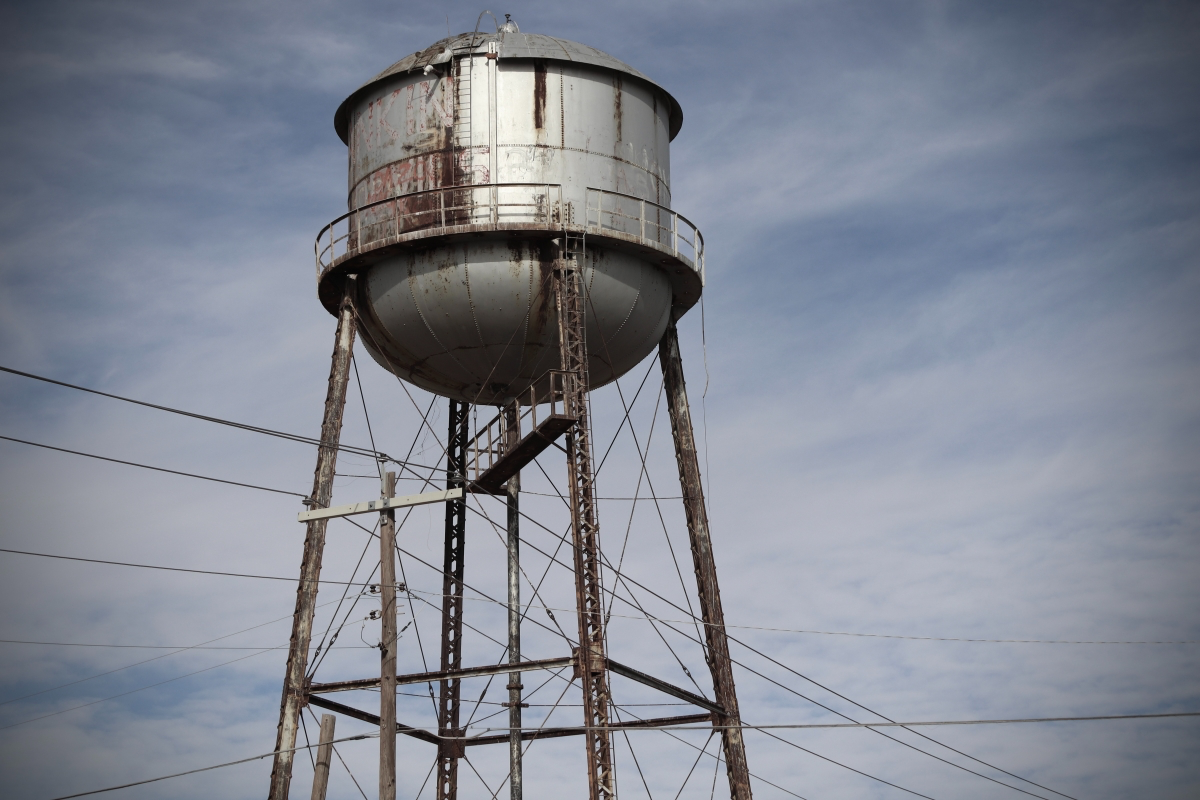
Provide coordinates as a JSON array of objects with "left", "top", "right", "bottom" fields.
[
  {"left": 437, "top": 399, "right": 470, "bottom": 800},
  {"left": 556, "top": 253, "right": 616, "bottom": 800}
]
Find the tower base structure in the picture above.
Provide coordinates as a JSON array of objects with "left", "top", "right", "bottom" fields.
[{"left": 268, "top": 261, "right": 750, "bottom": 800}]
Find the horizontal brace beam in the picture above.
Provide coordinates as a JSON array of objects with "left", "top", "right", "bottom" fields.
[
  {"left": 464, "top": 713, "right": 714, "bottom": 747},
  {"left": 306, "top": 695, "right": 440, "bottom": 745},
  {"left": 607, "top": 658, "right": 725, "bottom": 716},
  {"left": 298, "top": 488, "right": 463, "bottom": 522},
  {"left": 309, "top": 656, "right": 574, "bottom": 695}
]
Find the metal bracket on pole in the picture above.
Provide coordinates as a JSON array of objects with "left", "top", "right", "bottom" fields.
[{"left": 297, "top": 488, "right": 464, "bottom": 523}]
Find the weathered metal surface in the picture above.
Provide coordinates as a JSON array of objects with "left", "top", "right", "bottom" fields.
[
  {"left": 307, "top": 696, "right": 710, "bottom": 750},
  {"left": 505, "top": 401, "right": 523, "bottom": 800},
  {"left": 268, "top": 286, "right": 358, "bottom": 800},
  {"left": 306, "top": 695, "right": 440, "bottom": 745},
  {"left": 313, "top": 190, "right": 704, "bottom": 322},
  {"left": 344, "top": 55, "right": 671, "bottom": 212},
  {"left": 346, "top": 235, "right": 672, "bottom": 404},
  {"left": 320, "top": 28, "right": 701, "bottom": 404},
  {"left": 660, "top": 320, "right": 753, "bottom": 800},
  {"left": 333, "top": 31, "right": 682, "bottom": 146},
  {"left": 462, "top": 713, "right": 714, "bottom": 747},
  {"left": 556, "top": 252, "right": 615, "bottom": 800},
  {"left": 437, "top": 400, "right": 469, "bottom": 800},
  {"left": 606, "top": 658, "right": 725, "bottom": 716},
  {"left": 308, "top": 656, "right": 574, "bottom": 694}
]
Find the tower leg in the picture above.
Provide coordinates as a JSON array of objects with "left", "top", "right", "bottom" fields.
[
  {"left": 658, "top": 319, "right": 753, "bottom": 800},
  {"left": 555, "top": 253, "right": 616, "bottom": 800},
  {"left": 268, "top": 285, "right": 358, "bottom": 800},
  {"left": 504, "top": 401, "right": 524, "bottom": 800},
  {"left": 437, "top": 399, "right": 470, "bottom": 800}
]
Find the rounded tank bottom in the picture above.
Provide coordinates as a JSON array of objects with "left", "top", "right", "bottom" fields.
[{"left": 355, "top": 236, "right": 672, "bottom": 405}]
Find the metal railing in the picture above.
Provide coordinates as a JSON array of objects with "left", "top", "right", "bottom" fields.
[
  {"left": 315, "top": 183, "right": 563, "bottom": 280},
  {"left": 468, "top": 371, "right": 569, "bottom": 484},
  {"left": 585, "top": 188, "right": 705, "bottom": 284},
  {"left": 313, "top": 182, "right": 705, "bottom": 287}
]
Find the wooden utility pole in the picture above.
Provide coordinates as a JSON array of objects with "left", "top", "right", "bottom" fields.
[
  {"left": 269, "top": 283, "right": 358, "bottom": 800},
  {"left": 309, "top": 714, "right": 336, "bottom": 800},
  {"left": 659, "top": 318, "right": 754, "bottom": 800},
  {"left": 504, "top": 401, "right": 523, "bottom": 800},
  {"left": 380, "top": 470, "right": 398, "bottom": 800}
]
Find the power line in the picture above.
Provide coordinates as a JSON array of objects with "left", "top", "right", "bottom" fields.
[
  {"left": 716, "top": 623, "right": 1200, "bottom": 645},
  {"left": 3, "top": 531, "right": 1193, "bottom": 646},
  {"left": 48, "top": 732, "right": 375, "bottom": 800},
  {"left": 0, "top": 639, "right": 373, "bottom": 650},
  {"left": 0, "top": 547, "right": 376, "bottom": 586},
  {"left": 381, "top": 490, "right": 1031, "bottom": 799},
  {"left": 0, "top": 647, "right": 279, "bottom": 730},
  {"left": 0, "top": 599, "right": 346, "bottom": 708},
  {"left": 465, "top": 712, "right": 1200, "bottom": 732},
  {"left": 0, "top": 364, "right": 376, "bottom": 455},
  {"left": 0, "top": 363, "right": 440, "bottom": 470},
  {"left": 496, "top": 497, "right": 1068, "bottom": 799},
  {"left": 0, "top": 434, "right": 306, "bottom": 497}
]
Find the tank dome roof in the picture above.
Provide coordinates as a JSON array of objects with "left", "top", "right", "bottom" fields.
[{"left": 333, "top": 30, "right": 684, "bottom": 144}]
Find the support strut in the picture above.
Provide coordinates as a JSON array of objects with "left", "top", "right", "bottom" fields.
[
  {"left": 268, "top": 283, "right": 358, "bottom": 800},
  {"left": 437, "top": 399, "right": 470, "bottom": 800},
  {"left": 505, "top": 401, "right": 524, "bottom": 800},
  {"left": 659, "top": 319, "right": 753, "bottom": 800},
  {"left": 556, "top": 249, "right": 616, "bottom": 800}
]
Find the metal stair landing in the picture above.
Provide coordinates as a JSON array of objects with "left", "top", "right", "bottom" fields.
[
  {"left": 467, "top": 373, "right": 577, "bottom": 495},
  {"left": 470, "top": 413, "right": 575, "bottom": 494}
]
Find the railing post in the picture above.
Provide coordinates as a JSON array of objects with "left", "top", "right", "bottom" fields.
[
  {"left": 440, "top": 189, "right": 446, "bottom": 229},
  {"left": 672, "top": 213, "right": 679, "bottom": 257},
  {"left": 640, "top": 199, "right": 645, "bottom": 241}
]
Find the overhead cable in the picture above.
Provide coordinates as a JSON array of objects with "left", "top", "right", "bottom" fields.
[
  {"left": 0, "top": 647, "right": 278, "bottom": 730},
  {"left": 0, "top": 364, "right": 438, "bottom": 470},
  {"left": 0, "top": 639, "right": 371, "bottom": 650},
  {"left": 464, "top": 711, "right": 1200, "bottom": 732},
  {"left": 48, "top": 732, "right": 375, "bottom": 800},
  {"left": 0, "top": 598, "right": 344, "bottom": 708},
  {"left": 0, "top": 434, "right": 306, "bottom": 497},
  {"left": 0, "top": 547, "right": 375, "bottom": 586}
]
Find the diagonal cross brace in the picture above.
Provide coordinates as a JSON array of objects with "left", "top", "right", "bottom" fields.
[{"left": 606, "top": 659, "right": 726, "bottom": 716}]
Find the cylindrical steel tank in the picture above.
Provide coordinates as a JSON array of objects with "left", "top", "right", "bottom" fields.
[{"left": 315, "top": 21, "right": 704, "bottom": 404}]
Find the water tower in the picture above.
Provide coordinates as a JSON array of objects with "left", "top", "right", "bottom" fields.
[{"left": 268, "top": 15, "right": 751, "bottom": 800}]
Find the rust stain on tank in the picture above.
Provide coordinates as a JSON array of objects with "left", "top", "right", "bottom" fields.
[
  {"left": 613, "top": 77, "right": 623, "bottom": 145},
  {"left": 530, "top": 241, "right": 556, "bottom": 342},
  {"left": 507, "top": 240, "right": 527, "bottom": 281},
  {"left": 533, "top": 61, "right": 548, "bottom": 132}
]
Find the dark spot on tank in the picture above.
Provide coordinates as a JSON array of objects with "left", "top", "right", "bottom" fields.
[
  {"left": 531, "top": 240, "right": 556, "bottom": 343},
  {"left": 533, "top": 61, "right": 547, "bottom": 131},
  {"left": 613, "top": 77, "right": 623, "bottom": 145},
  {"left": 652, "top": 94, "right": 661, "bottom": 204}
]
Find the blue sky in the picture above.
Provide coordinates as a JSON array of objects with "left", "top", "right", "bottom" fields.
[{"left": 0, "top": 1, "right": 1197, "bottom": 798}]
